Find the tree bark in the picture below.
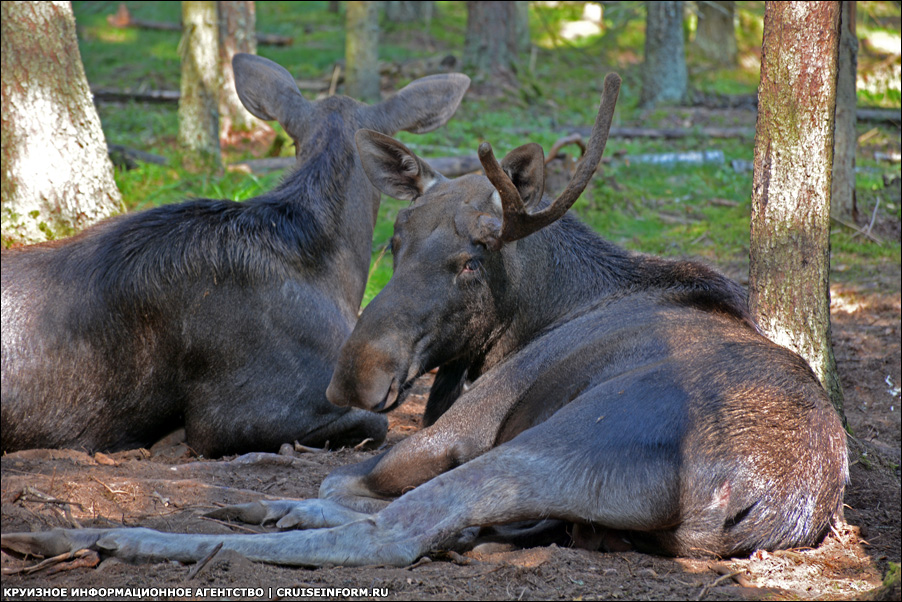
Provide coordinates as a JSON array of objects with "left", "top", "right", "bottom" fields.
[
  {"left": 693, "top": 1, "right": 737, "bottom": 66},
  {"left": 831, "top": 1, "right": 858, "bottom": 222},
  {"left": 1, "top": 1, "right": 122, "bottom": 246},
  {"left": 179, "top": 1, "right": 221, "bottom": 170},
  {"left": 749, "top": 1, "right": 845, "bottom": 422},
  {"left": 640, "top": 1, "right": 688, "bottom": 108},
  {"left": 463, "top": 1, "right": 526, "bottom": 82},
  {"left": 218, "top": 1, "right": 268, "bottom": 141},
  {"left": 384, "top": 1, "right": 434, "bottom": 24},
  {"left": 345, "top": 1, "right": 380, "bottom": 102},
  {"left": 514, "top": 1, "right": 531, "bottom": 55}
]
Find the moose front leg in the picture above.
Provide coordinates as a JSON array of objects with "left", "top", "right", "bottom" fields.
[
  {"left": 203, "top": 418, "right": 491, "bottom": 531},
  {"left": 318, "top": 359, "right": 544, "bottom": 510},
  {"left": 1, "top": 522, "right": 424, "bottom": 568}
]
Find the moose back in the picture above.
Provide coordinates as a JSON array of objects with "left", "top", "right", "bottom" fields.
[{"left": 0, "top": 54, "right": 469, "bottom": 457}]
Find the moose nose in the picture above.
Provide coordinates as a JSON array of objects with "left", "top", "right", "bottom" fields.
[{"left": 326, "top": 342, "right": 401, "bottom": 412}]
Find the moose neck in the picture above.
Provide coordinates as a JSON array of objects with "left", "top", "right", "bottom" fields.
[
  {"left": 484, "top": 215, "right": 635, "bottom": 368},
  {"left": 265, "top": 116, "right": 381, "bottom": 318}
]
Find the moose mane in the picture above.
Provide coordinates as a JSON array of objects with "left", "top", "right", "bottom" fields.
[
  {"left": 531, "top": 211, "right": 754, "bottom": 328},
  {"left": 48, "top": 113, "right": 357, "bottom": 309}
]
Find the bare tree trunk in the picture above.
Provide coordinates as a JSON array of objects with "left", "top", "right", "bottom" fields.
[
  {"left": 345, "top": 1, "right": 380, "bottom": 102},
  {"left": 463, "top": 1, "right": 525, "bottom": 82},
  {"left": 750, "top": 1, "right": 845, "bottom": 422},
  {"left": 179, "top": 0, "right": 221, "bottom": 170},
  {"left": 384, "top": 1, "right": 434, "bottom": 24},
  {"left": 640, "top": 1, "right": 688, "bottom": 108},
  {"left": 218, "top": 1, "right": 269, "bottom": 142},
  {"left": 831, "top": 1, "right": 858, "bottom": 222},
  {"left": 0, "top": 1, "right": 122, "bottom": 246},
  {"left": 514, "top": 1, "right": 531, "bottom": 54},
  {"left": 693, "top": 1, "right": 737, "bottom": 66}
]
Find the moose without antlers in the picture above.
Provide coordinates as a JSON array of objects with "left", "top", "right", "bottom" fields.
[
  {"left": 2, "top": 73, "right": 848, "bottom": 567},
  {"left": 0, "top": 54, "right": 469, "bottom": 458}
]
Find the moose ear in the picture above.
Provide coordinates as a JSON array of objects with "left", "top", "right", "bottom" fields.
[
  {"left": 355, "top": 130, "right": 445, "bottom": 201},
  {"left": 232, "top": 53, "right": 310, "bottom": 134},
  {"left": 361, "top": 73, "right": 470, "bottom": 135},
  {"left": 500, "top": 143, "right": 546, "bottom": 209}
]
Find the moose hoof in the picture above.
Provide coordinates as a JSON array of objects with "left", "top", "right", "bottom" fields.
[
  {"left": 2, "top": 528, "right": 106, "bottom": 558},
  {"left": 206, "top": 499, "right": 367, "bottom": 530}
]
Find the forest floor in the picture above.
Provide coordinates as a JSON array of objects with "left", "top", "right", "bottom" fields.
[
  {"left": 4, "top": 4, "right": 901, "bottom": 595},
  {"left": 2, "top": 271, "right": 900, "bottom": 600}
]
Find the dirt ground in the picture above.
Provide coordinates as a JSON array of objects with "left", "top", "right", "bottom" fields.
[{"left": 2, "top": 278, "right": 899, "bottom": 601}]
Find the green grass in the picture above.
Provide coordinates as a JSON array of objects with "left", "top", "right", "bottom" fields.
[{"left": 70, "top": 1, "right": 901, "bottom": 304}]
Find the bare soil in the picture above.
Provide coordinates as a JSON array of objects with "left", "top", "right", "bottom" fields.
[{"left": 2, "top": 283, "right": 899, "bottom": 601}]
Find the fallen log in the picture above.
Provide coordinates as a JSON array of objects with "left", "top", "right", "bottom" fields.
[
  {"left": 107, "top": 4, "right": 293, "bottom": 46},
  {"left": 231, "top": 154, "right": 485, "bottom": 177},
  {"left": 108, "top": 144, "right": 168, "bottom": 170},
  {"left": 92, "top": 87, "right": 180, "bottom": 104},
  {"left": 590, "top": 126, "right": 754, "bottom": 139}
]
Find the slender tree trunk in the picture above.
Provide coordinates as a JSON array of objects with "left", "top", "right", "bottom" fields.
[
  {"left": 514, "top": 1, "right": 531, "bottom": 55},
  {"left": 218, "top": 1, "right": 268, "bottom": 142},
  {"left": 1, "top": 1, "right": 122, "bottom": 246},
  {"left": 693, "top": 1, "right": 737, "bottom": 66},
  {"left": 179, "top": 0, "right": 221, "bottom": 170},
  {"left": 463, "top": 1, "right": 525, "bottom": 82},
  {"left": 345, "top": 1, "right": 380, "bottom": 102},
  {"left": 384, "top": 1, "right": 434, "bottom": 24},
  {"left": 640, "top": 1, "right": 688, "bottom": 108},
  {"left": 749, "top": 1, "right": 845, "bottom": 422},
  {"left": 831, "top": 1, "right": 858, "bottom": 222}
]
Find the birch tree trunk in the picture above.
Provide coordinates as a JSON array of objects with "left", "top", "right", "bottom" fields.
[
  {"left": 384, "top": 1, "right": 434, "bottom": 24},
  {"left": 749, "top": 1, "right": 846, "bottom": 421},
  {"left": 218, "top": 1, "right": 268, "bottom": 142},
  {"left": 463, "top": 1, "right": 527, "bottom": 82},
  {"left": 693, "top": 1, "right": 737, "bottom": 67},
  {"left": 345, "top": 1, "right": 380, "bottom": 102},
  {"left": 1, "top": 1, "right": 122, "bottom": 246},
  {"left": 179, "top": 0, "right": 221, "bottom": 169},
  {"left": 831, "top": 1, "right": 858, "bottom": 222},
  {"left": 640, "top": 1, "right": 688, "bottom": 108}
]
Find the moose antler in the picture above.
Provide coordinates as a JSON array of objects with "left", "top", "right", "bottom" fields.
[{"left": 478, "top": 72, "right": 621, "bottom": 242}]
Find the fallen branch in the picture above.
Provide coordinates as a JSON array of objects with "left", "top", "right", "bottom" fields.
[
  {"left": 579, "top": 126, "right": 754, "bottom": 139},
  {"left": 92, "top": 79, "right": 328, "bottom": 104},
  {"left": 2, "top": 549, "right": 97, "bottom": 576},
  {"left": 175, "top": 452, "right": 320, "bottom": 471},
  {"left": 545, "top": 134, "right": 586, "bottom": 164},
  {"left": 185, "top": 542, "right": 223, "bottom": 581},
  {"left": 108, "top": 144, "right": 167, "bottom": 169},
  {"left": 16, "top": 486, "right": 85, "bottom": 510},
  {"left": 832, "top": 214, "right": 884, "bottom": 245},
  {"left": 857, "top": 108, "right": 902, "bottom": 125},
  {"left": 92, "top": 88, "right": 180, "bottom": 104},
  {"left": 231, "top": 154, "right": 484, "bottom": 178},
  {"left": 696, "top": 569, "right": 747, "bottom": 601},
  {"left": 198, "top": 515, "right": 263, "bottom": 534},
  {"left": 294, "top": 440, "right": 329, "bottom": 454}
]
